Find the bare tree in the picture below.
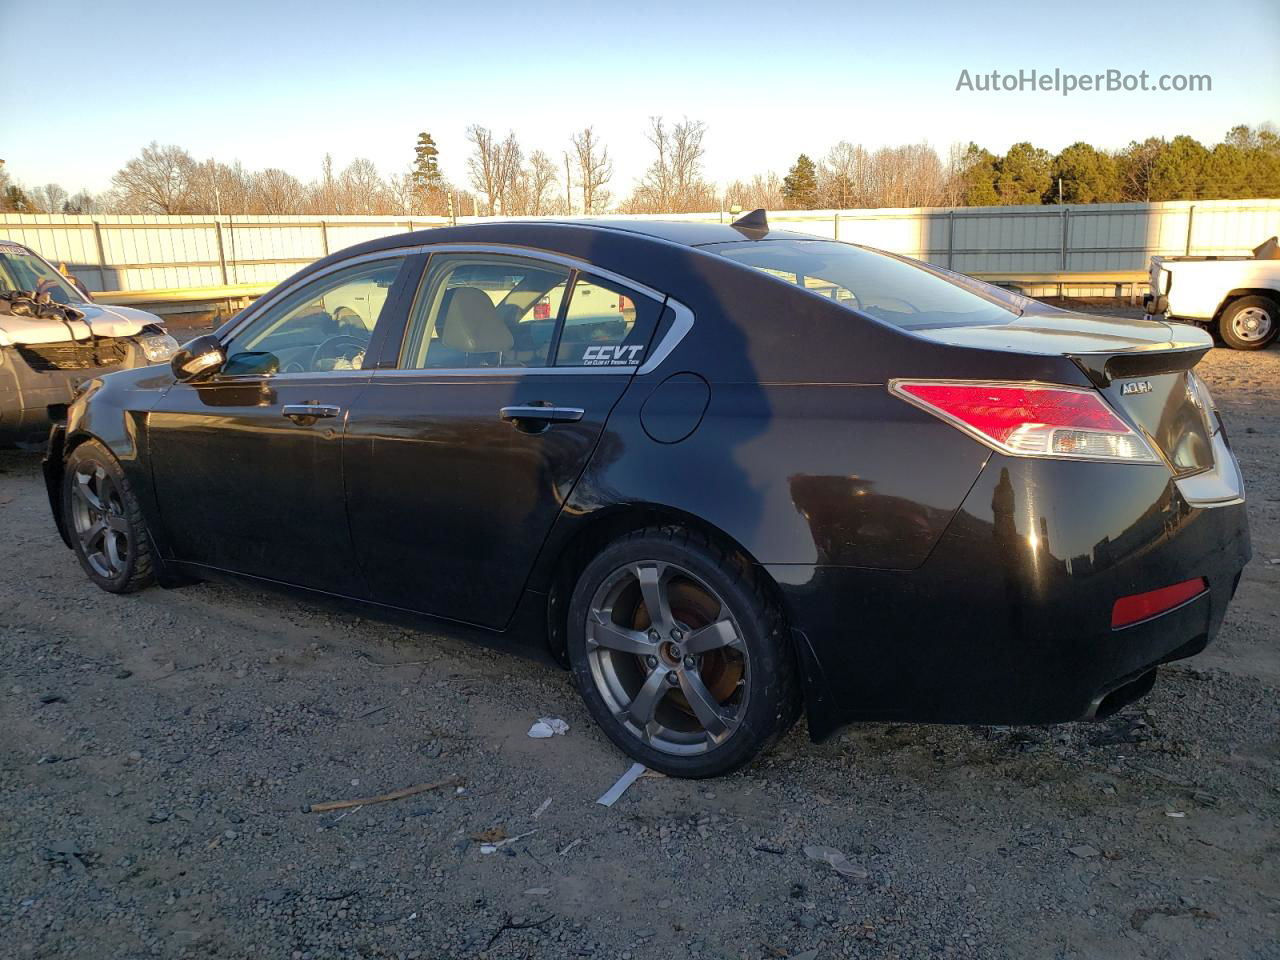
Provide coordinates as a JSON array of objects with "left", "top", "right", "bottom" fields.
[
  {"left": 520, "top": 150, "right": 559, "bottom": 215},
  {"left": 31, "top": 183, "right": 70, "bottom": 213},
  {"left": 724, "top": 172, "right": 785, "bottom": 211},
  {"left": 466, "top": 126, "right": 503, "bottom": 214},
  {"left": 562, "top": 152, "right": 573, "bottom": 213},
  {"left": 309, "top": 153, "right": 342, "bottom": 214},
  {"left": 63, "top": 189, "right": 101, "bottom": 214},
  {"left": 111, "top": 142, "right": 196, "bottom": 213},
  {"left": 386, "top": 171, "right": 417, "bottom": 215},
  {"left": 251, "top": 168, "right": 306, "bottom": 214},
  {"left": 818, "top": 141, "right": 870, "bottom": 208},
  {"left": 340, "top": 158, "right": 389, "bottom": 215},
  {"left": 187, "top": 160, "right": 252, "bottom": 214},
  {"left": 571, "top": 126, "right": 613, "bottom": 214},
  {"left": 624, "top": 117, "right": 713, "bottom": 213}
]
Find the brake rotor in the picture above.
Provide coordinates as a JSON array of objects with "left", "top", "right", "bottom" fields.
[{"left": 630, "top": 579, "right": 744, "bottom": 711}]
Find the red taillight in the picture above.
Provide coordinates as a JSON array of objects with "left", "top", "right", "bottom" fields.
[
  {"left": 1111, "top": 578, "right": 1207, "bottom": 629},
  {"left": 891, "top": 380, "right": 1157, "bottom": 463},
  {"left": 533, "top": 298, "right": 551, "bottom": 320}
]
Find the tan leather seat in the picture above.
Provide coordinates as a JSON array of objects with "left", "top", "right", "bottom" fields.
[{"left": 439, "top": 287, "right": 514, "bottom": 364}]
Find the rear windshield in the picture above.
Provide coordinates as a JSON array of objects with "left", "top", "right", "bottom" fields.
[{"left": 711, "top": 239, "right": 1021, "bottom": 330}]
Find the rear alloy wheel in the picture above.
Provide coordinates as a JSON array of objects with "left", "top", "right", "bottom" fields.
[
  {"left": 63, "top": 440, "right": 155, "bottom": 594},
  {"left": 567, "top": 528, "right": 799, "bottom": 778},
  {"left": 1219, "top": 296, "right": 1278, "bottom": 350}
]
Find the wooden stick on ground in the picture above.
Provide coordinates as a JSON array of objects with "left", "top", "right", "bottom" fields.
[{"left": 303, "top": 776, "right": 461, "bottom": 814}]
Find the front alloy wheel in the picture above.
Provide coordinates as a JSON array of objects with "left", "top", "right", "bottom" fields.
[
  {"left": 63, "top": 440, "right": 155, "bottom": 593},
  {"left": 568, "top": 528, "right": 799, "bottom": 778},
  {"left": 70, "top": 464, "right": 131, "bottom": 580}
]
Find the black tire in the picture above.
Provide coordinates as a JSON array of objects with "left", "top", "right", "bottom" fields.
[
  {"left": 62, "top": 439, "right": 155, "bottom": 594},
  {"left": 567, "top": 526, "right": 800, "bottom": 778},
  {"left": 1219, "top": 296, "right": 1279, "bottom": 351}
]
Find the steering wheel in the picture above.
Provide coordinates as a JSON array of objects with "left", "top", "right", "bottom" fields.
[{"left": 310, "top": 333, "right": 369, "bottom": 372}]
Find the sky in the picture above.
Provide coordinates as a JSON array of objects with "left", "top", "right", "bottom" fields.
[{"left": 4, "top": 0, "right": 1279, "bottom": 198}]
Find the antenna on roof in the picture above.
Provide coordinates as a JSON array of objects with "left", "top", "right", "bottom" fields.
[{"left": 730, "top": 208, "right": 769, "bottom": 239}]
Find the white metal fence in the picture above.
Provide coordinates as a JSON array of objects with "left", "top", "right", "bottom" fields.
[{"left": 3, "top": 199, "right": 1278, "bottom": 295}]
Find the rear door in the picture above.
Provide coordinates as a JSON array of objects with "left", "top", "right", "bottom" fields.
[{"left": 344, "top": 250, "right": 664, "bottom": 628}]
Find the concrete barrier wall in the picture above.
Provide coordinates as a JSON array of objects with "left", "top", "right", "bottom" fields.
[{"left": 3, "top": 199, "right": 1278, "bottom": 294}]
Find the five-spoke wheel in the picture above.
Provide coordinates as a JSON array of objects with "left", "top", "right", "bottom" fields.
[
  {"left": 569, "top": 528, "right": 799, "bottom": 777},
  {"left": 585, "top": 559, "right": 750, "bottom": 755},
  {"left": 62, "top": 440, "right": 154, "bottom": 593},
  {"left": 70, "top": 463, "right": 131, "bottom": 580}
]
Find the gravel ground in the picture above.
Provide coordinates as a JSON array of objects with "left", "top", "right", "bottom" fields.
[{"left": 1, "top": 323, "right": 1278, "bottom": 960}]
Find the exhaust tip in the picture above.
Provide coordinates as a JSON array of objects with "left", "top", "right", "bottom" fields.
[{"left": 1087, "top": 668, "right": 1158, "bottom": 720}]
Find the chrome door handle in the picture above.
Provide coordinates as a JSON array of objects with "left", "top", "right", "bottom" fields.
[
  {"left": 500, "top": 405, "right": 585, "bottom": 424},
  {"left": 282, "top": 403, "right": 341, "bottom": 423}
]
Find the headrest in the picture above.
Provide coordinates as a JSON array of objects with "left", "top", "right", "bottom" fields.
[{"left": 439, "top": 287, "right": 513, "bottom": 353}]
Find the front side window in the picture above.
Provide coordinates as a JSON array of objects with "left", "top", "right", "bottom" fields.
[
  {"left": 223, "top": 258, "right": 405, "bottom": 375},
  {"left": 711, "top": 239, "right": 1020, "bottom": 330},
  {"left": 402, "top": 254, "right": 572, "bottom": 369}
]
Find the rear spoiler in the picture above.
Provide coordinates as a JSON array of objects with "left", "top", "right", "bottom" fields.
[{"left": 1069, "top": 343, "right": 1210, "bottom": 388}]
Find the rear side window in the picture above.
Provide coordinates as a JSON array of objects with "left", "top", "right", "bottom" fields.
[
  {"left": 554, "top": 273, "right": 661, "bottom": 368},
  {"left": 401, "top": 254, "right": 572, "bottom": 369},
  {"left": 711, "top": 239, "right": 1019, "bottom": 330},
  {"left": 399, "top": 255, "right": 662, "bottom": 371}
]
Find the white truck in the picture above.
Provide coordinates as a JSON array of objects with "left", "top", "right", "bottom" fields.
[{"left": 1145, "top": 236, "right": 1280, "bottom": 350}]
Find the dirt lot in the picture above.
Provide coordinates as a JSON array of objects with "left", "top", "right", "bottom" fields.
[{"left": 1, "top": 331, "right": 1278, "bottom": 960}]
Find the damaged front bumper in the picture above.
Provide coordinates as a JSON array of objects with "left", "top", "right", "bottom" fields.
[{"left": 0, "top": 336, "right": 166, "bottom": 446}]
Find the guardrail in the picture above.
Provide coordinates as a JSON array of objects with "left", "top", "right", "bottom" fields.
[
  {"left": 974, "top": 271, "right": 1150, "bottom": 301},
  {"left": 94, "top": 282, "right": 273, "bottom": 316}
]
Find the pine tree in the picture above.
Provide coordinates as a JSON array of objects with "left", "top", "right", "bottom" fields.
[
  {"left": 782, "top": 154, "right": 818, "bottom": 209},
  {"left": 1050, "top": 143, "right": 1120, "bottom": 203},
  {"left": 412, "top": 132, "right": 443, "bottom": 192},
  {"left": 994, "top": 143, "right": 1052, "bottom": 205},
  {"left": 958, "top": 144, "right": 999, "bottom": 206},
  {"left": 1149, "top": 135, "right": 1209, "bottom": 200}
]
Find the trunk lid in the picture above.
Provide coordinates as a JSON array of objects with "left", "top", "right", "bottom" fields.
[{"left": 914, "top": 307, "right": 1217, "bottom": 475}]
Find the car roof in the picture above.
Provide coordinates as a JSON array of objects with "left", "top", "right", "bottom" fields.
[{"left": 534, "top": 217, "right": 822, "bottom": 246}]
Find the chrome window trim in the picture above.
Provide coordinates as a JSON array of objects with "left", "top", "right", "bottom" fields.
[
  {"left": 219, "top": 241, "right": 696, "bottom": 379},
  {"left": 206, "top": 370, "right": 373, "bottom": 383},
  {"left": 370, "top": 366, "right": 635, "bottom": 379},
  {"left": 637, "top": 300, "right": 693, "bottom": 375},
  {"left": 220, "top": 249, "right": 419, "bottom": 344}
]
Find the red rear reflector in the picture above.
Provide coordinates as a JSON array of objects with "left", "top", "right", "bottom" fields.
[
  {"left": 1111, "top": 578, "right": 1207, "bottom": 629},
  {"left": 891, "top": 380, "right": 1157, "bottom": 462}
]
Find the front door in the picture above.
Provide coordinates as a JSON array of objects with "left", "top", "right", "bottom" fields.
[
  {"left": 344, "top": 252, "right": 665, "bottom": 628},
  {"left": 147, "top": 254, "right": 415, "bottom": 595}
]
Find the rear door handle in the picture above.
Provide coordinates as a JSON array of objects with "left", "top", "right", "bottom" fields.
[
  {"left": 499, "top": 404, "right": 585, "bottom": 424},
  {"left": 282, "top": 403, "right": 341, "bottom": 423}
]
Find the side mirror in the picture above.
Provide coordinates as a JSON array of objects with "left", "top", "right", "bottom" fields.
[
  {"left": 222, "top": 351, "right": 279, "bottom": 376},
  {"left": 171, "top": 335, "right": 227, "bottom": 382}
]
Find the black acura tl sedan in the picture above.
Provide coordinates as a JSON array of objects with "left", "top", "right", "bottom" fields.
[{"left": 44, "top": 212, "right": 1251, "bottom": 777}]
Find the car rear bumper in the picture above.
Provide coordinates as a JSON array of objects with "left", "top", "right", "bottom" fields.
[{"left": 770, "top": 453, "right": 1251, "bottom": 741}]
